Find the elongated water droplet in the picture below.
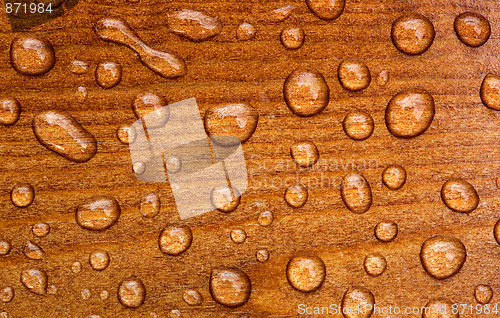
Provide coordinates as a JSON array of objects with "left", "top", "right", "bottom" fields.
[
  {"left": 0, "top": 241, "right": 10, "bottom": 256},
  {"left": 364, "top": 253, "right": 386, "bottom": 277},
  {"left": 306, "top": 0, "right": 345, "bottom": 21},
  {"left": 69, "top": 60, "right": 89, "bottom": 75},
  {"left": 341, "top": 287, "right": 375, "bottom": 318},
  {"left": 280, "top": 26, "right": 305, "bottom": 50},
  {"left": 167, "top": 10, "right": 222, "bottom": 42},
  {"left": 75, "top": 86, "right": 88, "bottom": 103},
  {"left": 374, "top": 220, "right": 398, "bottom": 242},
  {"left": 0, "top": 287, "right": 14, "bottom": 303},
  {"left": 391, "top": 13, "right": 435, "bottom": 55},
  {"left": 158, "top": 224, "right": 192, "bottom": 256},
  {"left": 182, "top": 289, "right": 203, "bottom": 305},
  {"left": 475, "top": 285, "right": 493, "bottom": 304},
  {"left": 271, "top": 5, "right": 295, "bottom": 22},
  {"left": 382, "top": 165, "right": 406, "bottom": 190},
  {"left": 118, "top": 277, "right": 146, "bottom": 308},
  {"left": 290, "top": 141, "right": 319, "bottom": 168},
  {"left": 338, "top": 59, "right": 371, "bottom": 91},
  {"left": 454, "top": 12, "right": 490, "bottom": 47},
  {"left": 140, "top": 193, "right": 160, "bottom": 218},
  {"left": 75, "top": 196, "right": 121, "bottom": 231},
  {"left": 341, "top": 172, "right": 372, "bottom": 214},
  {"left": 286, "top": 253, "right": 326, "bottom": 292},
  {"left": 210, "top": 186, "right": 241, "bottom": 212},
  {"left": 423, "top": 298, "right": 458, "bottom": 318},
  {"left": 420, "top": 235, "right": 466, "bottom": 280},
  {"left": 284, "top": 185, "right": 308, "bottom": 208},
  {"left": 441, "top": 179, "right": 479, "bottom": 213},
  {"left": 480, "top": 73, "right": 500, "bottom": 111},
  {"left": 284, "top": 67, "right": 329, "bottom": 117},
  {"left": 89, "top": 250, "right": 110, "bottom": 271},
  {"left": 256, "top": 249, "right": 269, "bottom": 263},
  {"left": 342, "top": 111, "right": 374, "bottom": 140},
  {"left": 236, "top": 22, "right": 256, "bottom": 41},
  {"left": 0, "top": 97, "right": 20, "bottom": 126},
  {"left": 32, "top": 223, "right": 50, "bottom": 237},
  {"left": 209, "top": 266, "right": 251, "bottom": 308},
  {"left": 11, "top": 183, "right": 34, "bottom": 208},
  {"left": 132, "top": 92, "right": 170, "bottom": 128},
  {"left": 20, "top": 268, "right": 47, "bottom": 295},
  {"left": 10, "top": 35, "right": 55, "bottom": 76},
  {"left": 257, "top": 210, "right": 273, "bottom": 227},
  {"left": 117, "top": 125, "right": 137, "bottom": 144},
  {"left": 95, "top": 61, "right": 121, "bottom": 89},
  {"left": 33, "top": 111, "right": 98, "bottom": 163},
  {"left": 23, "top": 241, "right": 45, "bottom": 260},
  {"left": 230, "top": 229, "right": 246, "bottom": 244}
]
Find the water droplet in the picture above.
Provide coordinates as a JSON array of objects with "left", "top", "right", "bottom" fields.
[
  {"left": 0, "top": 287, "right": 14, "bottom": 303},
  {"left": 33, "top": 110, "right": 98, "bottom": 163},
  {"left": 364, "top": 253, "right": 387, "bottom": 276},
  {"left": 480, "top": 73, "right": 500, "bottom": 111},
  {"left": 257, "top": 210, "right": 273, "bottom": 227},
  {"left": 391, "top": 13, "right": 435, "bottom": 55},
  {"left": 164, "top": 156, "right": 181, "bottom": 173},
  {"left": 169, "top": 310, "right": 182, "bottom": 318},
  {"left": 271, "top": 5, "right": 295, "bottom": 22},
  {"left": 374, "top": 220, "right": 398, "bottom": 242},
  {"left": 81, "top": 288, "right": 91, "bottom": 300},
  {"left": 158, "top": 224, "right": 193, "bottom": 256},
  {"left": 32, "top": 223, "right": 50, "bottom": 237},
  {"left": 290, "top": 141, "right": 319, "bottom": 168},
  {"left": 376, "top": 70, "right": 389, "bottom": 86},
  {"left": 72, "top": 261, "right": 82, "bottom": 273},
  {"left": 140, "top": 193, "right": 160, "bottom": 218},
  {"left": 11, "top": 183, "right": 34, "bottom": 208},
  {"left": 209, "top": 266, "right": 251, "bottom": 308},
  {"left": 94, "top": 18, "right": 186, "bottom": 78},
  {"left": 20, "top": 268, "right": 48, "bottom": 295},
  {"left": 132, "top": 92, "right": 170, "bottom": 129},
  {"left": 10, "top": 35, "right": 55, "bottom": 76},
  {"left": 454, "top": 12, "right": 490, "bottom": 47},
  {"left": 23, "top": 241, "right": 45, "bottom": 260},
  {"left": 75, "top": 196, "right": 121, "bottom": 231},
  {"left": 100, "top": 290, "right": 109, "bottom": 300},
  {"left": 236, "top": 22, "right": 256, "bottom": 41},
  {"left": 382, "top": 165, "right": 406, "bottom": 190},
  {"left": 342, "top": 111, "right": 374, "bottom": 140},
  {"left": 496, "top": 177, "right": 500, "bottom": 188},
  {"left": 89, "top": 250, "right": 110, "bottom": 271},
  {"left": 475, "top": 284, "right": 493, "bottom": 304},
  {"left": 132, "top": 161, "right": 146, "bottom": 175},
  {"left": 441, "top": 179, "right": 479, "bottom": 213},
  {"left": 204, "top": 103, "right": 259, "bottom": 146},
  {"left": 47, "top": 284, "right": 57, "bottom": 295},
  {"left": 210, "top": 185, "right": 241, "bottom": 213},
  {"left": 118, "top": 277, "right": 146, "bottom": 308},
  {"left": 306, "top": 0, "right": 345, "bottom": 20},
  {"left": 68, "top": 60, "right": 89, "bottom": 75},
  {"left": 341, "top": 172, "right": 372, "bottom": 214},
  {"left": 182, "top": 289, "right": 203, "bottom": 305},
  {"left": 0, "top": 241, "right": 10, "bottom": 256},
  {"left": 230, "top": 229, "right": 246, "bottom": 244},
  {"left": 338, "top": 59, "right": 371, "bottom": 91},
  {"left": 95, "top": 61, "right": 122, "bottom": 89},
  {"left": 286, "top": 253, "right": 326, "bottom": 292},
  {"left": 256, "top": 249, "right": 269, "bottom": 263},
  {"left": 0, "top": 312, "right": 7, "bottom": 318},
  {"left": 385, "top": 87, "right": 435, "bottom": 138},
  {"left": 280, "top": 26, "right": 305, "bottom": 50},
  {"left": 117, "top": 125, "right": 137, "bottom": 144},
  {"left": 284, "top": 67, "right": 329, "bottom": 117},
  {"left": 284, "top": 185, "right": 308, "bottom": 208},
  {"left": 420, "top": 235, "right": 466, "bottom": 280},
  {"left": 167, "top": 10, "right": 222, "bottom": 42},
  {"left": 75, "top": 86, "right": 88, "bottom": 103},
  {"left": 341, "top": 287, "right": 375, "bottom": 318},
  {"left": 0, "top": 97, "right": 20, "bottom": 126},
  {"left": 423, "top": 298, "right": 458, "bottom": 318}
]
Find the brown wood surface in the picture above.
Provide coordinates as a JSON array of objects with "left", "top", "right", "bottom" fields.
[{"left": 1, "top": 0, "right": 500, "bottom": 317}]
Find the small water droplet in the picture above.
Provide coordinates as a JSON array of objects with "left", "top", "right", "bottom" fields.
[
  {"left": 286, "top": 253, "right": 326, "bottom": 292},
  {"left": 23, "top": 241, "right": 45, "bottom": 260},
  {"left": 118, "top": 276, "right": 146, "bottom": 308},
  {"left": 0, "top": 312, "right": 7, "bottom": 318},
  {"left": 0, "top": 241, "right": 11, "bottom": 256},
  {"left": 47, "top": 284, "right": 57, "bottom": 295},
  {"left": 117, "top": 125, "right": 137, "bottom": 144},
  {"left": 341, "top": 287, "right": 375, "bottom": 318},
  {"left": 32, "top": 223, "right": 50, "bottom": 237},
  {"left": 76, "top": 196, "right": 121, "bottom": 231},
  {"left": 441, "top": 179, "right": 479, "bottom": 213},
  {"left": 420, "top": 235, "right": 466, "bottom": 280},
  {"left": 280, "top": 26, "right": 305, "bottom": 50},
  {"left": 382, "top": 165, "right": 406, "bottom": 190},
  {"left": 72, "top": 261, "right": 82, "bottom": 273},
  {"left": 236, "top": 22, "right": 256, "bottom": 41},
  {"left": 0, "top": 287, "right": 14, "bottom": 303},
  {"left": 75, "top": 86, "right": 88, "bottom": 104},
  {"left": 338, "top": 59, "right": 371, "bottom": 91},
  {"left": 95, "top": 61, "right": 122, "bottom": 89},
  {"left": 182, "top": 289, "right": 203, "bottom": 305},
  {"left": 164, "top": 156, "right": 182, "bottom": 173},
  {"left": 10, "top": 35, "right": 55, "bottom": 76},
  {"left": 158, "top": 224, "right": 193, "bottom": 256},
  {"left": 284, "top": 185, "right": 308, "bottom": 208},
  {"left": 0, "top": 97, "right": 20, "bottom": 126},
  {"left": 341, "top": 172, "right": 372, "bottom": 214},
  {"left": 480, "top": 73, "right": 500, "bottom": 111},
  {"left": 374, "top": 220, "right": 398, "bottom": 242},
  {"left": 391, "top": 13, "right": 435, "bottom": 55},
  {"left": 376, "top": 70, "right": 389, "bottom": 86},
  {"left": 385, "top": 87, "right": 435, "bottom": 138},
  {"left": 423, "top": 298, "right": 458, "bottom": 318},
  {"left": 81, "top": 288, "right": 91, "bottom": 300},
  {"left": 89, "top": 250, "right": 110, "bottom": 271},
  {"left": 209, "top": 266, "right": 251, "bottom": 307},
  {"left": 230, "top": 229, "right": 246, "bottom": 244},
  {"left": 284, "top": 67, "right": 329, "bottom": 117},
  {"left": 210, "top": 185, "right": 241, "bottom": 213},
  {"left": 69, "top": 60, "right": 90, "bottom": 75},
  {"left": 11, "top": 183, "right": 34, "bottom": 208},
  {"left": 33, "top": 110, "right": 98, "bottom": 163},
  {"left": 140, "top": 193, "right": 160, "bottom": 218},
  {"left": 475, "top": 284, "right": 493, "bottom": 304},
  {"left": 169, "top": 309, "right": 182, "bottom": 318},
  {"left": 364, "top": 253, "right": 387, "bottom": 276},
  {"left": 271, "top": 5, "right": 295, "bottom": 22},
  {"left": 100, "top": 290, "right": 109, "bottom": 300},
  {"left": 168, "top": 10, "right": 222, "bottom": 42},
  {"left": 256, "top": 249, "right": 270, "bottom": 263},
  {"left": 454, "top": 12, "right": 490, "bottom": 47},
  {"left": 290, "top": 141, "right": 319, "bottom": 168},
  {"left": 132, "top": 161, "right": 146, "bottom": 175},
  {"left": 132, "top": 92, "right": 169, "bottom": 129},
  {"left": 257, "top": 211, "right": 273, "bottom": 227},
  {"left": 20, "top": 268, "right": 48, "bottom": 295},
  {"left": 306, "top": 0, "right": 345, "bottom": 20},
  {"left": 342, "top": 111, "right": 374, "bottom": 140}
]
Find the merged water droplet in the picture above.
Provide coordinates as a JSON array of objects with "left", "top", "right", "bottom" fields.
[
  {"left": 376, "top": 70, "right": 389, "bottom": 86},
  {"left": 374, "top": 220, "right": 398, "bottom": 242},
  {"left": 75, "top": 86, "right": 88, "bottom": 103},
  {"left": 475, "top": 284, "right": 493, "bottom": 304},
  {"left": 341, "top": 172, "right": 372, "bottom": 214},
  {"left": 420, "top": 235, "right": 466, "bottom": 280},
  {"left": 0, "top": 287, "right": 14, "bottom": 303},
  {"left": 385, "top": 87, "right": 435, "bottom": 138},
  {"left": 0, "top": 241, "right": 10, "bottom": 256},
  {"left": 454, "top": 12, "right": 490, "bottom": 47},
  {"left": 89, "top": 250, "right": 110, "bottom": 271},
  {"left": 391, "top": 13, "right": 435, "bottom": 55},
  {"left": 236, "top": 22, "right": 256, "bottom": 41},
  {"left": 20, "top": 268, "right": 48, "bottom": 295},
  {"left": 117, "top": 125, "right": 137, "bottom": 144},
  {"left": 182, "top": 289, "right": 203, "bottom": 306},
  {"left": 32, "top": 223, "right": 50, "bottom": 237},
  {"left": 341, "top": 287, "right": 375, "bottom": 318},
  {"left": 338, "top": 59, "right": 371, "bottom": 91},
  {"left": 118, "top": 276, "right": 146, "bottom": 308},
  {"left": 0, "top": 97, "right": 21, "bottom": 126},
  {"left": 480, "top": 73, "right": 500, "bottom": 111},
  {"left": 364, "top": 253, "right": 387, "bottom": 277},
  {"left": 204, "top": 103, "right": 259, "bottom": 146},
  {"left": 284, "top": 67, "right": 330, "bottom": 117},
  {"left": 284, "top": 185, "right": 308, "bottom": 208},
  {"left": 68, "top": 60, "right": 89, "bottom": 75},
  {"left": 33, "top": 110, "right": 98, "bottom": 163},
  {"left": 280, "top": 26, "right": 305, "bottom": 50},
  {"left": 382, "top": 165, "right": 406, "bottom": 190},
  {"left": 210, "top": 186, "right": 241, "bottom": 212},
  {"left": 290, "top": 141, "right": 319, "bottom": 168},
  {"left": 10, "top": 35, "right": 55, "bottom": 76},
  {"left": 167, "top": 9, "right": 222, "bottom": 42},
  {"left": 342, "top": 111, "right": 374, "bottom": 140},
  {"left": 230, "top": 229, "right": 247, "bottom": 244},
  {"left": 94, "top": 18, "right": 187, "bottom": 78},
  {"left": 132, "top": 92, "right": 170, "bottom": 128},
  {"left": 11, "top": 183, "right": 34, "bottom": 208},
  {"left": 441, "top": 179, "right": 479, "bottom": 213},
  {"left": 23, "top": 241, "right": 45, "bottom": 260},
  {"left": 81, "top": 289, "right": 91, "bottom": 300},
  {"left": 271, "top": 5, "right": 295, "bottom": 22},
  {"left": 95, "top": 61, "right": 122, "bottom": 89},
  {"left": 140, "top": 193, "right": 160, "bottom": 218},
  {"left": 306, "top": 0, "right": 345, "bottom": 21},
  {"left": 423, "top": 298, "right": 458, "bottom": 318},
  {"left": 158, "top": 224, "right": 193, "bottom": 256},
  {"left": 256, "top": 249, "right": 269, "bottom": 262},
  {"left": 286, "top": 253, "right": 326, "bottom": 292},
  {"left": 75, "top": 196, "right": 121, "bottom": 231},
  {"left": 209, "top": 266, "right": 251, "bottom": 307}
]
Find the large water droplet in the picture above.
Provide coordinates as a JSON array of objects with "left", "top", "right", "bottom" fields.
[
  {"left": 10, "top": 35, "right": 55, "bottom": 76},
  {"left": 342, "top": 111, "right": 374, "bottom": 141},
  {"left": 385, "top": 87, "right": 435, "bottom": 138},
  {"left": 117, "top": 125, "right": 137, "bottom": 144},
  {"left": 167, "top": 10, "right": 222, "bottom": 42},
  {"left": 20, "top": 268, "right": 47, "bottom": 295},
  {"left": 280, "top": 26, "right": 305, "bottom": 50},
  {"left": 32, "top": 223, "right": 50, "bottom": 237},
  {"left": 480, "top": 73, "right": 500, "bottom": 111},
  {"left": 475, "top": 284, "right": 493, "bottom": 304},
  {"left": 423, "top": 298, "right": 458, "bottom": 318},
  {"left": 306, "top": 0, "right": 345, "bottom": 21},
  {"left": 68, "top": 60, "right": 89, "bottom": 75},
  {"left": 286, "top": 253, "right": 326, "bottom": 292},
  {"left": 341, "top": 287, "right": 375, "bottom": 318},
  {"left": 210, "top": 185, "right": 241, "bottom": 212},
  {"left": 374, "top": 220, "right": 398, "bottom": 242},
  {"left": 391, "top": 13, "right": 435, "bottom": 55},
  {"left": 23, "top": 241, "right": 45, "bottom": 260},
  {"left": 230, "top": 228, "right": 246, "bottom": 244},
  {"left": 382, "top": 165, "right": 406, "bottom": 190},
  {"left": 209, "top": 266, "right": 251, "bottom": 308},
  {"left": 338, "top": 59, "right": 371, "bottom": 91},
  {"left": 140, "top": 193, "right": 160, "bottom": 218},
  {"left": 284, "top": 67, "right": 329, "bottom": 117},
  {"left": 0, "top": 97, "right": 21, "bottom": 126},
  {"left": 441, "top": 179, "right": 479, "bottom": 213},
  {"left": 158, "top": 224, "right": 193, "bottom": 256},
  {"left": 236, "top": 22, "right": 256, "bottom": 41},
  {"left": 11, "top": 183, "right": 34, "bottom": 208},
  {"left": 0, "top": 287, "right": 14, "bottom": 303},
  {"left": 95, "top": 61, "right": 122, "bottom": 89},
  {"left": 290, "top": 141, "right": 319, "bottom": 168},
  {"left": 454, "top": 12, "right": 490, "bottom": 47},
  {"left": 182, "top": 289, "right": 203, "bottom": 305},
  {"left": 118, "top": 276, "right": 146, "bottom": 308},
  {"left": 89, "top": 250, "right": 110, "bottom": 271},
  {"left": 341, "top": 172, "right": 372, "bottom": 214},
  {"left": 364, "top": 253, "right": 387, "bottom": 277},
  {"left": 284, "top": 185, "right": 308, "bottom": 208},
  {"left": 75, "top": 196, "right": 121, "bottom": 231},
  {"left": 420, "top": 235, "right": 466, "bottom": 280},
  {"left": 33, "top": 110, "right": 98, "bottom": 163}
]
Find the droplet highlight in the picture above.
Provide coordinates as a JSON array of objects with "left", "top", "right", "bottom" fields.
[{"left": 0, "top": 287, "right": 14, "bottom": 303}]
